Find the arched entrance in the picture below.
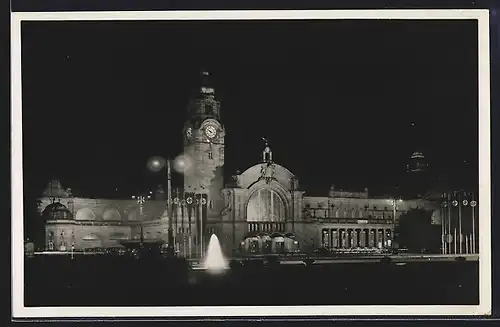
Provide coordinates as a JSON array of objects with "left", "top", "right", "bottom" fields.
[
  {"left": 242, "top": 234, "right": 261, "bottom": 254},
  {"left": 240, "top": 232, "right": 299, "bottom": 255},
  {"left": 271, "top": 233, "right": 285, "bottom": 253},
  {"left": 260, "top": 233, "right": 272, "bottom": 254}
]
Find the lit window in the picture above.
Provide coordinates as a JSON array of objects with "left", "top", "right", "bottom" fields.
[{"left": 246, "top": 188, "right": 286, "bottom": 222}]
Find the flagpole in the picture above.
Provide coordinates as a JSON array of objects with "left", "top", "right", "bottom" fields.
[
  {"left": 471, "top": 195, "right": 477, "bottom": 254},
  {"left": 447, "top": 193, "right": 452, "bottom": 254},
  {"left": 200, "top": 196, "right": 204, "bottom": 259},
  {"left": 454, "top": 228, "right": 457, "bottom": 254},
  {"left": 441, "top": 195, "right": 445, "bottom": 254},
  {"left": 458, "top": 193, "right": 463, "bottom": 255},
  {"left": 166, "top": 158, "right": 175, "bottom": 257}
]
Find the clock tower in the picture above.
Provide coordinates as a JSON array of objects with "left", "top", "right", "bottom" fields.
[{"left": 183, "top": 72, "right": 225, "bottom": 216}]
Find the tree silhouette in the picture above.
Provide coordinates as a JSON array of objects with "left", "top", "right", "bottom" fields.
[{"left": 394, "top": 208, "right": 441, "bottom": 253}]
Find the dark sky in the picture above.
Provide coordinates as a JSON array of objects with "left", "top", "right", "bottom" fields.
[{"left": 21, "top": 19, "right": 479, "bottom": 198}]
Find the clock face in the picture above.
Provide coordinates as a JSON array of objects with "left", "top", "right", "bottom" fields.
[
  {"left": 186, "top": 127, "right": 192, "bottom": 139},
  {"left": 205, "top": 125, "right": 217, "bottom": 139}
]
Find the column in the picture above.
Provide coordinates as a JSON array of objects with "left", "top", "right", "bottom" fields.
[
  {"left": 377, "top": 229, "right": 383, "bottom": 249},
  {"left": 369, "top": 229, "right": 375, "bottom": 248},
  {"left": 329, "top": 229, "right": 334, "bottom": 249},
  {"left": 359, "top": 229, "right": 366, "bottom": 248},
  {"left": 332, "top": 229, "right": 339, "bottom": 248},
  {"left": 353, "top": 229, "right": 358, "bottom": 248}
]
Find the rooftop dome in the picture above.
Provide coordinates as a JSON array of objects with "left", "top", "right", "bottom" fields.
[
  {"left": 410, "top": 151, "right": 425, "bottom": 160},
  {"left": 407, "top": 151, "right": 428, "bottom": 173},
  {"left": 42, "top": 202, "right": 73, "bottom": 220}
]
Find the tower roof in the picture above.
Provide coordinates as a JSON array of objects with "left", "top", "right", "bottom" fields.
[
  {"left": 407, "top": 150, "right": 428, "bottom": 173},
  {"left": 42, "top": 179, "right": 71, "bottom": 198},
  {"left": 187, "top": 70, "right": 221, "bottom": 120},
  {"left": 198, "top": 71, "right": 215, "bottom": 96}
]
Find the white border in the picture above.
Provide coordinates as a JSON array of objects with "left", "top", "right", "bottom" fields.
[{"left": 11, "top": 9, "right": 491, "bottom": 318}]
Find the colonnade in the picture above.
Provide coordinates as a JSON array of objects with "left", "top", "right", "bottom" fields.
[
  {"left": 321, "top": 228, "right": 392, "bottom": 249},
  {"left": 241, "top": 234, "right": 299, "bottom": 254}
]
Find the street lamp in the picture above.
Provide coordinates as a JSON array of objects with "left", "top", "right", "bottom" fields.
[
  {"left": 441, "top": 196, "right": 448, "bottom": 254},
  {"left": 147, "top": 155, "right": 190, "bottom": 258},
  {"left": 452, "top": 198, "right": 459, "bottom": 254}
]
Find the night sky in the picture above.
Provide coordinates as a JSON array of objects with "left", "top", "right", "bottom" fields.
[{"left": 21, "top": 19, "right": 479, "bottom": 198}]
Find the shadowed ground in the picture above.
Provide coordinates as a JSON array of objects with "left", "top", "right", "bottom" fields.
[{"left": 24, "top": 255, "right": 479, "bottom": 307}]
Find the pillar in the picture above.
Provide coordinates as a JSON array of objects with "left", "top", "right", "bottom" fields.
[
  {"left": 378, "top": 229, "right": 384, "bottom": 249},
  {"left": 343, "top": 229, "right": 348, "bottom": 248},
  {"left": 369, "top": 229, "right": 375, "bottom": 248},
  {"left": 359, "top": 229, "right": 366, "bottom": 248},
  {"left": 332, "top": 229, "right": 339, "bottom": 248}
]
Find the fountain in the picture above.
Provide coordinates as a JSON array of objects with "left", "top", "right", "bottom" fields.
[{"left": 203, "top": 234, "right": 229, "bottom": 274}]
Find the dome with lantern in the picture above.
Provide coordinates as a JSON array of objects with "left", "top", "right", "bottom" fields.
[
  {"left": 406, "top": 151, "right": 428, "bottom": 173},
  {"left": 42, "top": 202, "right": 73, "bottom": 220}
]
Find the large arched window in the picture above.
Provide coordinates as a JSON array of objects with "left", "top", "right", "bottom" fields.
[{"left": 247, "top": 188, "right": 286, "bottom": 222}]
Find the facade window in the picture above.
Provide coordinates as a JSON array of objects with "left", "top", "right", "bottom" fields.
[
  {"left": 247, "top": 188, "right": 286, "bottom": 222},
  {"left": 322, "top": 229, "right": 330, "bottom": 248},
  {"left": 208, "top": 152, "right": 213, "bottom": 159}
]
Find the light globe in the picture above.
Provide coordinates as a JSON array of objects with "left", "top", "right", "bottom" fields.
[{"left": 147, "top": 156, "right": 166, "bottom": 173}]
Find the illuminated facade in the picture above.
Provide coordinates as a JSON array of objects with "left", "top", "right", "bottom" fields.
[{"left": 38, "top": 72, "right": 442, "bottom": 256}]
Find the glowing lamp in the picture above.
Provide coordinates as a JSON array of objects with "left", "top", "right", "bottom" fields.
[
  {"left": 147, "top": 156, "right": 167, "bottom": 172},
  {"left": 173, "top": 154, "right": 193, "bottom": 174}
]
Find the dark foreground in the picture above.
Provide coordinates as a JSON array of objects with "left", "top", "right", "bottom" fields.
[{"left": 25, "top": 255, "right": 479, "bottom": 306}]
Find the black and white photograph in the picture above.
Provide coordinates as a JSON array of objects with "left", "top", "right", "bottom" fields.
[{"left": 11, "top": 10, "right": 491, "bottom": 318}]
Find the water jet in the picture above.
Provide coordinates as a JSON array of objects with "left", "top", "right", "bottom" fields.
[{"left": 202, "top": 234, "right": 229, "bottom": 274}]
